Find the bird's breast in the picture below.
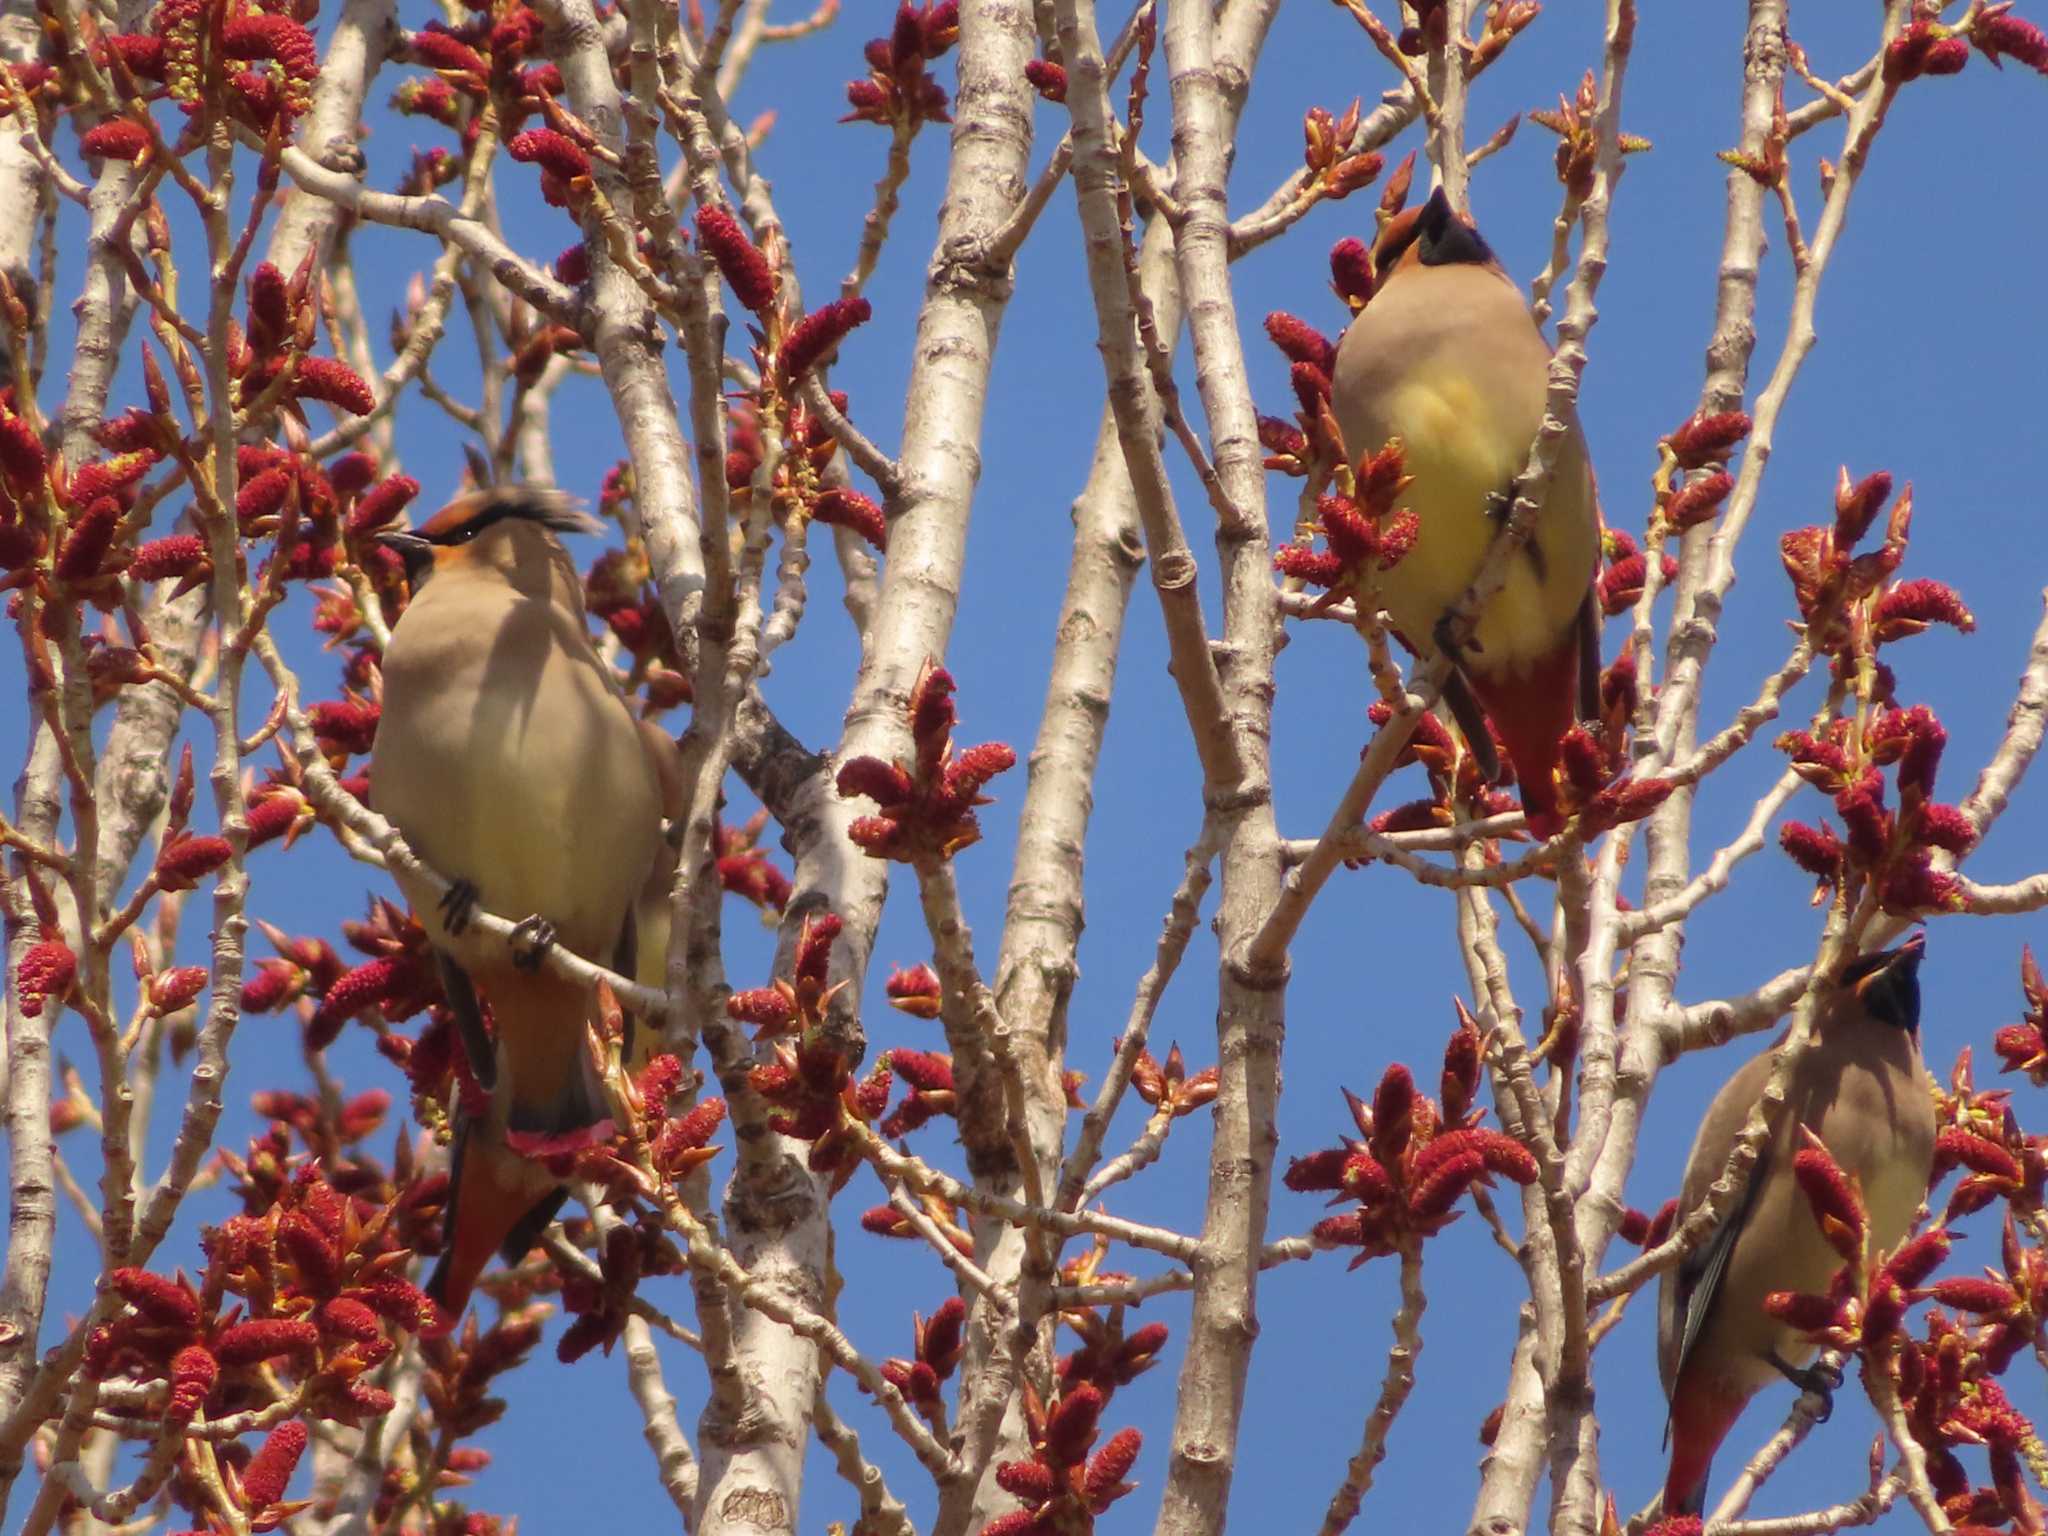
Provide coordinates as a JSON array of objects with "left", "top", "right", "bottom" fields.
[
  {"left": 371, "top": 586, "right": 660, "bottom": 963},
  {"left": 1332, "top": 330, "right": 1597, "bottom": 676}
]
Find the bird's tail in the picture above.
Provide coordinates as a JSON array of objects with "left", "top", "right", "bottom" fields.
[
  {"left": 493, "top": 978, "right": 613, "bottom": 1136},
  {"left": 423, "top": 1118, "right": 563, "bottom": 1333},
  {"left": 1662, "top": 1377, "right": 1745, "bottom": 1519},
  {"left": 1471, "top": 634, "right": 1582, "bottom": 840}
]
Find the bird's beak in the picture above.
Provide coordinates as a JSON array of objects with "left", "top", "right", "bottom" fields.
[{"left": 378, "top": 530, "right": 435, "bottom": 586}]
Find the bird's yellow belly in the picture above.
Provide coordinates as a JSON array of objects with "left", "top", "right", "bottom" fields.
[{"left": 1367, "top": 376, "right": 1595, "bottom": 677}]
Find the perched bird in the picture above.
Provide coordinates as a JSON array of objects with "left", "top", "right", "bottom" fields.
[
  {"left": 1329, "top": 186, "right": 1602, "bottom": 836},
  {"left": 371, "top": 487, "right": 676, "bottom": 1323},
  {"left": 1656, "top": 938, "right": 1936, "bottom": 1518}
]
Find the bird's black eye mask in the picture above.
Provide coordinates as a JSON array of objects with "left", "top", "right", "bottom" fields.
[
  {"left": 1841, "top": 942, "right": 1925, "bottom": 1033},
  {"left": 380, "top": 491, "right": 600, "bottom": 587},
  {"left": 422, "top": 494, "right": 599, "bottom": 546},
  {"left": 423, "top": 503, "right": 517, "bottom": 546}
]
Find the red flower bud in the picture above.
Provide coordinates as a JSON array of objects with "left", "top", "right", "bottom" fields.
[
  {"left": 669, "top": 1098, "right": 727, "bottom": 1151},
  {"left": 1264, "top": 312, "right": 1336, "bottom": 375},
  {"left": 109, "top": 1266, "right": 200, "bottom": 1328},
  {"left": 349, "top": 1277, "right": 438, "bottom": 1332},
  {"left": 1875, "top": 578, "right": 1974, "bottom": 642},
  {"left": 1877, "top": 1227, "right": 1950, "bottom": 1291},
  {"left": 1975, "top": 12, "right": 2048, "bottom": 72},
  {"left": 17, "top": 939, "right": 77, "bottom": 1019},
  {"left": 1760, "top": 1290, "right": 1841, "bottom": 1332},
  {"left": 1664, "top": 470, "right": 1732, "bottom": 530},
  {"left": 80, "top": 119, "right": 152, "bottom": 162},
  {"left": 1024, "top": 58, "right": 1066, "bottom": 101},
  {"left": 811, "top": 487, "right": 887, "bottom": 551},
  {"left": 328, "top": 452, "right": 377, "bottom": 496},
  {"left": 995, "top": 1459, "right": 1057, "bottom": 1503},
  {"left": 777, "top": 298, "right": 872, "bottom": 381},
  {"left": 348, "top": 475, "right": 420, "bottom": 537},
  {"left": 309, "top": 698, "right": 381, "bottom": 757},
  {"left": 943, "top": 741, "right": 1016, "bottom": 802},
  {"left": 1330, "top": 236, "right": 1374, "bottom": 311},
  {"left": 694, "top": 205, "right": 777, "bottom": 315},
  {"left": 317, "top": 1297, "right": 383, "bottom": 1341},
  {"left": 155, "top": 834, "right": 232, "bottom": 891},
  {"left": 411, "top": 26, "right": 489, "bottom": 75},
  {"left": 1792, "top": 1141, "right": 1865, "bottom": 1261},
  {"left": 213, "top": 1318, "right": 320, "bottom": 1365},
  {"left": 1778, "top": 820, "right": 1843, "bottom": 881},
  {"left": 1290, "top": 360, "right": 1333, "bottom": 417},
  {"left": 1369, "top": 1062, "right": 1415, "bottom": 1167},
  {"left": 889, "top": 1048, "right": 955, "bottom": 1093},
  {"left": 146, "top": 966, "right": 208, "bottom": 1013},
  {"left": 1832, "top": 468, "right": 1892, "bottom": 545},
  {"left": 0, "top": 413, "right": 46, "bottom": 490},
  {"left": 294, "top": 357, "right": 375, "bottom": 415},
  {"left": 240, "top": 1419, "right": 308, "bottom": 1505},
  {"left": 886, "top": 963, "right": 942, "bottom": 1017},
  {"left": 165, "top": 1343, "right": 218, "bottom": 1422},
  {"left": 1928, "top": 1276, "right": 2018, "bottom": 1315},
  {"left": 131, "top": 534, "right": 208, "bottom": 582},
  {"left": 1665, "top": 411, "right": 1751, "bottom": 470},
  {"left": 837, "top": 754, "right": 915, "bottom": 807},
  {"left": 726, "top": 987, "right": 796, "bottom": 1033},
  {"left": 1045, "top": 1382, "right": 1104, "bottom": 1463},
  {"left": 1084, "top": 1426, "right": 1142, "bottom": 1507}
]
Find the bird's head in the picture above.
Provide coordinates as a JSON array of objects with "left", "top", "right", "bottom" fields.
[
  {"left": 1370, "top": 185, "right": 1500, "bottom": 282},
  {"left": 1838, "top": 933, "right": 1926, "bottom": 1034},
  {"left": 379, "top": 488, "right": 603, "bottom": 593}
]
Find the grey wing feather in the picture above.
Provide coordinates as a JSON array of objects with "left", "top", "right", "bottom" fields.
[
  {"left": 435, "top": 951, "right": 497, "bottom": 1091},
  {"left": 1664, "top": 1142, "right": 1771, "bottom": 1433},
  {"left": 1575, "top": 590, "right": 1601, "bottom": 723}
]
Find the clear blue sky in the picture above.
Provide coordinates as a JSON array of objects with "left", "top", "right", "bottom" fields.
[{"left": 14, "top": 2, "right": 2048, "bottom": 1530}]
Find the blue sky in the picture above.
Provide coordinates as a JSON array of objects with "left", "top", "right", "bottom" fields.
[{"left": 13, "top": 2, "right": 2048, "bottom": 1531}]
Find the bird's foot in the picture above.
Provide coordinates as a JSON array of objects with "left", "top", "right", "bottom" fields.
[
  {"left": 1432, "top": 610, "right": 1483, "bottom": 668},
  {"left": 510, "top": 914, "right": 557, "bottom": 972},
  {"left": 1769, "top": 1352, "right": 1842, "bottom": 1422},
  {"left": 439, "top": 879, "right": 480, "bottom": 936}
]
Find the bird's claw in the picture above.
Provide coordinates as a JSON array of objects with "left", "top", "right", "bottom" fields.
[
  {"left": 510, "top": 914, "right": 557, "bottom": 972},
  {"left": 1770, "top": 1352, "right": 1841, "bottom": 1422},
  {"left": 1432, "top": 610, "right": 1482, "bottom": 666},
  {"left": 439, "top": 879, "right": 480, "bottom": 936}
]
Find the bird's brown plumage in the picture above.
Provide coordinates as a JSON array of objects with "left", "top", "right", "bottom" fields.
[
  {"left": 370, "top": 487, "right": 672, "bottom": 1323},
  {"left": 1329, "top": 188, "right": 1601, "bottom": 834},
  {"left": 1656, "top": 939, "right": 1936, "bottom": 1516}
]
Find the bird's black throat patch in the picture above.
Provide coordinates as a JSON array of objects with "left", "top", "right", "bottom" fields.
[
  {"left": 1416, "top": 186, "right": 1496, "bottom": 268},
  {"left": 1842, "top": 940, "right": 1925, "bottom": 1034}
]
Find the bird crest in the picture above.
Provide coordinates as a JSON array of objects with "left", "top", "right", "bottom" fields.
[{"left": 413, "top": 486, "right": 606, "bottom": 545}]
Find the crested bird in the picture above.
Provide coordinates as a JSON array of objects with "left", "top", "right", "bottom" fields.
[
  {"left": 371, "top": 487, "right": 676, "bottom": 1323},
  {"left": 1656, "top": 938, "right": 1937, "bottom": 1518},
  {"left": 1329, "top": 186, "right": 1602, "bottom": 836}
]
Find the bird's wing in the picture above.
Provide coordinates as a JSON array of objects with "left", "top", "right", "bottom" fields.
[
  {"left": 1665, "top": 1138, "right": 1772, "bottom": 1426},
  {"left": 436, "top": 952, "right": 497, "bottom": 1091},
  {"left": 1575, "top": 589, "right": 1601, "bottom": 723}
]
